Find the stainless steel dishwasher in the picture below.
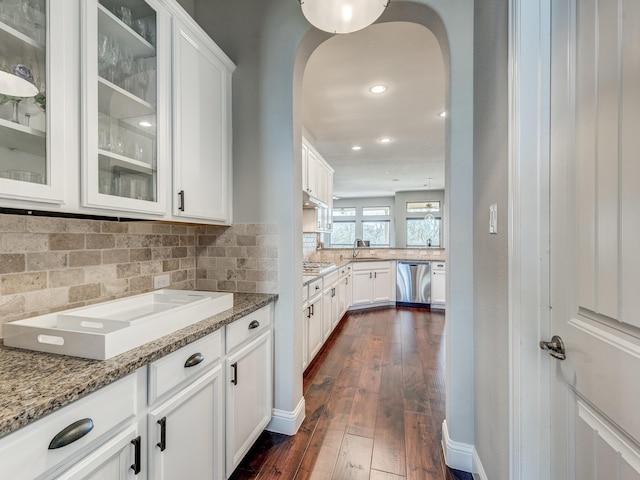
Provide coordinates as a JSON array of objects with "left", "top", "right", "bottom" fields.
[{"left": 396, "top": 261, "right": 431, "bottom": 307}]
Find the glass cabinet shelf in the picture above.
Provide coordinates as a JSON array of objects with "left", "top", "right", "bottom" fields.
[
  {"left": 0, "top": 19, "right": 45, "bottom": 55},
  {"left": 97, "top": 4, "right": 154, "bottom": 59},
  {"left": 97, "top": 77, "right": 154, "bottom": 120},
  {"left": 98, "top": 149, "right": 154, "bottom": 174},
  {"left": 0, "top": 117, "right": 45, "bottom": 156}
]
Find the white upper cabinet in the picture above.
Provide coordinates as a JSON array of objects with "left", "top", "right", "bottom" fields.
[
  {"left": 0, "top": 0, "right": 234, "bottom": 222},
  {"left": 172, "top": 17, "right": 234, "bottom": 224},
  {"left": 0, "top": 0, "right": 67, "bottom": 205},
  {"left": 81, "top": 0, "right": 168, "bottom": 215}
]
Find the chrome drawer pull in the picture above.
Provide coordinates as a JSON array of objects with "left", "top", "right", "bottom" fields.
[
  {"left": 48, "top": 418, "right": 94, "bottom": 449},
  {"left": 184, "top": 352, "right": 205, "bottom": 368},
  {"left": 248, "top": 320, "right": 260, "bottom": 329}
]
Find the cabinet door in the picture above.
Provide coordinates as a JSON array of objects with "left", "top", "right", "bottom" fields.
[
  {"left": 372, "top": 268, "right": 392, "bottom": 303},
  {"left": 172, "top": 18, "right": 233, "bottom": 223},
  {"left": 302, "top": 305, "right": 309, "bottom": 370},
  {"left": 331, "top": 285, "right": 339, "bottom": 329},
  {"left": 53, "top": 424, "right": 139, "bottom": 480},
  {"left": 337, "top": 278, "right": 346, "bottom": 319},
  {"left": 82, "top": 0, "right": 168, "bottom": 215},
  {"left": 322, "top": 287, "right": 333, "bottom": 340},
  {"left": 351, "top": 270, "right": 373, "bottom": 305},
  {"left": 0, "top": 1, "right": 66, "bottom": 205},
  {"left": 301, "top": 142, "right": 308, "bottom": 193},
  {"left": 307, "top": 296, "right": 323, "bottom": 362},
  {"left": 226, "top": 331, "right": 272, "bottom": 478},
  {"left": 148, "top": 365, "right": 224, "bottom": 480},
  {"left": 306, "top": 149, "right": 320, "bottom": 197},
  {"left": 431, "top": 270, "right": 446, "bottom": 305}
]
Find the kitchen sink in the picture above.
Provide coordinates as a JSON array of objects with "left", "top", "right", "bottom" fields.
[{"left": 3, "top": 290, "right": 233, "bottom": 360}]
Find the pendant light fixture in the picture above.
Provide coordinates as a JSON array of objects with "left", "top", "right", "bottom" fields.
[{"left": 299, "top": 0, "right": 390, "bottom": 34}]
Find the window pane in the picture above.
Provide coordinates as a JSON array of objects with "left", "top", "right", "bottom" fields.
[
  {"left": 333, "top": 207, "right": 356, "bottom": 217},
  {"left": 362, "top": 221, "right": 390, "bottom": 246},
  {"left": 407, "top": 201, "right": 440, "bottom": 213},
  {"left": 362, "top": 206, "right": 390, "bottom": 216},
  {"left": 331, "top": 221, "right": 356, "bottom": 246},
  {"left": 406, "top": 217, "right": 441, "bottom": 247}
]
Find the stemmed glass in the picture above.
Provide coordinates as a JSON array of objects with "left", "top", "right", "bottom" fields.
[
  {"left": 106, "top": 38, "right": 120, "bottom": 84},
  {"left": 136, "top": 58, "right": 148, "bottom": 100},
  {"left": 120, "top": 47, "right": 133, "bottom": 92}
]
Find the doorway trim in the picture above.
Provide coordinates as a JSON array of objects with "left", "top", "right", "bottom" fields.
[{"left": 508, "top": 0, "right": 552, "bottom": 479}]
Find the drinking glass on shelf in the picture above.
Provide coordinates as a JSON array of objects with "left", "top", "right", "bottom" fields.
[
  {"left": 120, "top": 47, "right": 133, "bottom": 91},
  {"left": 106, "top": 37, "right": 120, "bottom": 83},
  {"left": 133, "top": 18, "right": 147, "bottom": 41},
  {"left": 97, "top": 33, "right": 110, "bottom": 78},
  {"left": 136, "top": 58, "right": 148, "bottom": 100}
]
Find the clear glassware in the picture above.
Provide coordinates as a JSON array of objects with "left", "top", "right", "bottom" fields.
[{"left": 96, "top": 0, "right": 157, "bottom": 203}]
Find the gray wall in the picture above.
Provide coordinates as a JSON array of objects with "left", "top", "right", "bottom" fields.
[
  {"left": 473, "top": 0, "right": 509, "bottom": 478},
  {"left": 176, "top": 0, "right": 195, "bottom": 16}
]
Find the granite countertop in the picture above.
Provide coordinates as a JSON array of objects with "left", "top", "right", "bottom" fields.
[{"left": 0, "top": 292, "right": 277, "bottom": 440}]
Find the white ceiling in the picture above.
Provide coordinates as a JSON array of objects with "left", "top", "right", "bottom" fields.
[{"left": 301, "top": 21, "right": 446, "bottom": 199}]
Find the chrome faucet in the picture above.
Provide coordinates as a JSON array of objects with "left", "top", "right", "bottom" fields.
[{"left": 352, "top": 238, "right": 362, "bottom": 259}]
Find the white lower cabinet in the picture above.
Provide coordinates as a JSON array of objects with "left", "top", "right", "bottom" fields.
[
  {"left": 148, "top": 365, "right": 224, "bottom": 480},
  {"left": 306, "top": 294, "right": 323, "bottom": 363},
  {"left": 225, "top": 330, "right": 273, "bottom": 478},
  {"left": 53, "top": 424, "right": 140, "bottom": 480},
  {"left": 431, "top": 262, "right": 446, "bottom": 308},
  {"left": 351, "top": 262, "right": 394, "bottom": 307},
  {"left": 0, "top": 304, "right": 275, "bottom": 480}
]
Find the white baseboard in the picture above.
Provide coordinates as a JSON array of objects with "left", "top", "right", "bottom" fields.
[
  {"left": 441, "top": 420, "right": 474, "bottom": 473},
  {"left": 266, "top": 396, "right": 306, "bottom": 435},
  {"left": 473, "top": 448, "right": 488, "bottom": 480}
]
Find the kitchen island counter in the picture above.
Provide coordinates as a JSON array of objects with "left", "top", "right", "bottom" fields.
[{"left": 0, "top": 292, "right": 277, "bottom": 439}]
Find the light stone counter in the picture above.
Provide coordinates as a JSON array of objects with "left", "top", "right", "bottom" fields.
[{"left": 0, "top": 293, "right": 277, "bottom": 439}]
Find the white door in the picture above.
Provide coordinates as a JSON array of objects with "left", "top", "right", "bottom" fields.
[
  {"left": 548, "top": 0, "right": 640, "bottom": 477},
  {"left": 351, "top": 270, "right": 372, "bottom": 305},
  {"left": 54, "top": 425, "right": 139, "bottom": 480},
  {"left": 371, "top": 268, "right": 392, "bottom": 303},
  {"left": 172, "top": 18, "right": 232, "bottom": 223},
  {"left": 226, "top": 331, "right": 272, "bottom": 478},
  {"left": 148, "top": 365, "right": 224, "bottom": 480}
]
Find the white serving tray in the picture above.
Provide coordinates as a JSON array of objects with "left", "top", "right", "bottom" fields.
[{"left": 3, "top": 290, "right": 233, "bottom": 360}]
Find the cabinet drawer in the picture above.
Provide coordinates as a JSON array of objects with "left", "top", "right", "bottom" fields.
[
  {"left": 148, "top": 329, "right": 223, "bottom": 404},
  {"left": 0, "top": 373, "right": 137, "bottom": 480},
  {"left": 432, "top": 262, "right": 446, "bottom": 270},
  {"left": 308, "top": 278, "right": 323, "bottom": 298},
  {"left": 226, "top": 304, "right": 273, "bottom": 353},
  {"left": 302, "top": 284, "right": 309, "bottom": 303},
  {"left": 323, "top": 270, "right": 338, "bottom": 286},
  {"left": 352, "top": 261, "right": 389, "bottom": 271}
]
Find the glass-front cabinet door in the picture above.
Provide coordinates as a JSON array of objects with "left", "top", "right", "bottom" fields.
[
  {"left": 0, "top": 0, "right": 65, "bottom": 203},
  {"left": 82, "top": 0, "right": 167, "bottom": 215}
]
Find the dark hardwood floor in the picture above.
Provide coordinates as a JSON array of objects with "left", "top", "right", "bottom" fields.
[{"left": 229, "top": 307, "right": 469, "bottom": 480}]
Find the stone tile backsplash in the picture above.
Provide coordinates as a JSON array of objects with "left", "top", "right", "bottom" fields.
[
  {"left": 195, "top": 223, "right": 279, "bottom": 294},
  {"left": 0, "top": 215, "right": 278, "bottom": 336}
]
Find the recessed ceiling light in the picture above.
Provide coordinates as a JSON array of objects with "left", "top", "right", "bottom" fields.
[
  {"left": 392, "top": 178, "right": 399, "bottom": 182},
  {"left": 378, "top": 137, "right": 392, "bottom": 144},
  {"left": 439, "top": 111, "right": 447, "bottom": 118},
  {"left": 139, "top": 121, "right": 153, "bottom": 127},
  {"left": 370, "top": 84, "right": 387, "bottom": 94},
  {"left": 352, "top": 145, "right": 362, "bottom": 151}
]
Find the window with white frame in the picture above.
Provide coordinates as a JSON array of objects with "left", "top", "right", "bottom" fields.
[
  {"left": 406, "top": 217, "right": 441, "bottom": 247},
  {"left": 333, "top": 207, "right": 356, "bottom": 217},
  {"left": 406, "top": 201, "right": 440, "bottom": 213},
  {"left": 362, "top": 220, "right": 390, "bottom": 246},
  {"left": 331, "top": 221, "right": 356, "bottom": 246},
  {"left": 362, "top": 206, "right": 390, "bottom": 216}
]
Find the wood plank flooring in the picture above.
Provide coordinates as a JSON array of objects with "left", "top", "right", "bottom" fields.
[{"left": 229, "top": 307, "right": 468, "bottom": 480}]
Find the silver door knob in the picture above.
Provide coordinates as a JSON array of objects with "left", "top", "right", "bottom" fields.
[{"left": 539, "top": 335, "right": 566, "bottom": 360}]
